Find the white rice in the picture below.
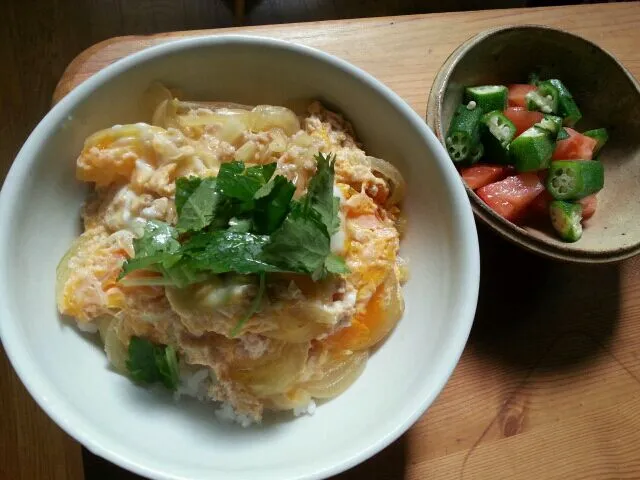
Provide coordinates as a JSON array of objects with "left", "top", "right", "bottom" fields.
[
  {"left": 76, "top": 320, "right": 98, "bottom": 334},
  {"left": 214, "top": 403, "right": 254, "bottom": 428},
  {"left": 293, "top": 399, "right": 317, "bottom": 417},
  {"left": 174, "top": 363, "right": 257, "bottom": 427},
  {"left": 174, "top": 360, "right": 317, "bottom": 426}
]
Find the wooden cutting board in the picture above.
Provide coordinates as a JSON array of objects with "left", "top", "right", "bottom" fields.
[{"left": 17, "top": 2, "right": 640, "bottom": 479}]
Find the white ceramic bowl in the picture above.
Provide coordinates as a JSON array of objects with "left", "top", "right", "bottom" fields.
[{"left": 0, "top": 36, "right": 479, "bottom": 480}]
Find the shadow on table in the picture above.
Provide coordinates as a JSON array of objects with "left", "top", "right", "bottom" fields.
[{"left": 469, "top": 222, "right": 620, "bottom": 372}]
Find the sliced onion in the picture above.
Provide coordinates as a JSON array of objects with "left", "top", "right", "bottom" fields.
[
  {"left": 303, "top": 350, "right": 368, "bottom": 399},
  {"left": 143, "top": 82, "right": 174, "bottom": 123},
  {"left": 231, "top": 342, "right": 309, "bottom": 397},
  {"left": 365, "top": 155, "right": 406, "bottom": 206},
  {"left": 265, "top": 388, "right": 312, "bottom": 411},
  {"left": 176, "top": 101, "right": 253, "bottom": 112},
  {"left": 151, "top": 99, "right": 181, "bottom": 129},
  {"left": 250, "top": 105, "right": 300, "bottom": 136},
  {"left": 267, "top": 128, "right": 288, "bottom": 154},
  {"left": 291, "top": 132, "right": 315, "bottom": 148},
  {"left": 234, "top": 141, "right": 258, "bottom": 163},
  {"left": 102, "top": 316, "right": 128, "bottom": 373}
]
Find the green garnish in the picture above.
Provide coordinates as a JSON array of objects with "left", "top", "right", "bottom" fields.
[
  {"left": 119, "top": 153, "right": 349, "bottom": 334},
  {"left": 126, "top": 337, "right": 180, "bottom": 391},
  {"left": 230, "top": 272, "right": 266, "bottom": 337}
]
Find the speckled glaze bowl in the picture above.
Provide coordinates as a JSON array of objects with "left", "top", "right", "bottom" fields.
[{"left": 427, "top": 25, "right": 640, "bottom": 263}]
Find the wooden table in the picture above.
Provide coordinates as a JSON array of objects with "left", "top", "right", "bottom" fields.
[{"left": 4, "top": 2, "right": 640, "bottom": 479}]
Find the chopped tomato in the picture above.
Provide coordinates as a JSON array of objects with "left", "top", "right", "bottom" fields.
[
  {"left": 552, "top": 128, "right": 597, "bottom": 160},
  {"left": 528, "top": 190, "right": 553, "bottom": 217},
  {"left": 508, "top": 84, "right": 537, "bottom": 108},
  {"left": 476, "top": 173, "right": 545, "bottom": 222},
  {"left": 579, "top": 194, "right": 598, "bottom": 220},
  {"left": 528, "top": 191, "right": 597, "bottom": 221},
  {"left": 460, "top": 164, "right": 513, "bottom": 190},
  {"left": 504, "top": 107, "right": 544, "bottom": 136}
]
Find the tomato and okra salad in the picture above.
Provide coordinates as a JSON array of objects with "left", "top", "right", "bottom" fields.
[{"left": 445, "top": 76, "right": 608, "bottom": 242}]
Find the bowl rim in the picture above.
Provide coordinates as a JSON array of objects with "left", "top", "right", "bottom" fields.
[
  {"left": 0, "top": 34, "right": 480, "bottom": 480},
  {"left": 426, "top": 24, "right": 640, "bottom": 264}
]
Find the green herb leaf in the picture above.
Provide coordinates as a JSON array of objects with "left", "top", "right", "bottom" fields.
[
  {"left": 175, "top": 177, "right": 202, "bottom": 215},
  {"left": 303, "top": 153, "right": 340, "bottom": 234},
  {"left": 324, "top": 252, "right": 350, "bottom": 275},
  {"left": 253, "top": 175, "right": 296, "bottom": 234},
  {"left": 217, "top": 161, "right": 275, "bottom": 202},
  {"left": 246, "top": 163, "right": 277, "bottom": 184},
  {"left": 119, "top": 221, "right": 181, "bottom": 279},
  {"left": 180, "top": 230, "right": 279, "bottom": 275},
  {"left": 175, "top": 177, "right": 219, "bottom": 232},
  {"left": 261, "top": 202, "right": 330, "bottom": 275},
  {"left": 126, "top": 337, "right": 180, "bottom": 391},
  {"left": 230, "top": 272, "right": 266, "bottom": 337}
]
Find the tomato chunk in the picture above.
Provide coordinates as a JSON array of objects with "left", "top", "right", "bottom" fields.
[
  {"left": 528, "top": 189, "right": 553, "bottom": 217},
  {"left": 552, "top": 127, "right": 598, "bottom": 160},
  {"left": 504, "top": 107, "right": 544, "bottom": 136},
  {"left": 460, "top": 164, "right": 513, "bottom": 190},
  {"left": 508, "top": 84, "right": 537, "bottom": 108},
  {"left": 579, "top": 194, "right": 598, "bottom": 220},
  {"left": 476, "top": 173, "right": 545, "bottom": 222},
  {"left": 528, "top": 191, "right": 597, "bottom": 222}
]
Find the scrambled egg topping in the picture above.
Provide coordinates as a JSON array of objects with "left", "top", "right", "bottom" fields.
[{"left": 57, "top": 98, "right": 405, "bottom": 422}]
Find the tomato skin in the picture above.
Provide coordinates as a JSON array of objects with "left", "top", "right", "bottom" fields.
[
  {"left": 504, "top": 107, "right": 544, "bottom": 136},
  {"left": 552, "top": 128, "right": 598, "bottom": 160},
  {"left": 579, "top": 194, "right": 598, "bottom": 220},
  {"left": 508, "top": 84, "right": 537, "bottom": 108},
  {"left": 476, "top": 173, "right": 545, "bottom": 222},
  {"left": 460, "top": 164, "right": 514, "bottom": 190},
  {"left": 528, "top": 189, "right": 553, "bottom": 217},
  {"left": 528, "top": 191, "right": 597, "bottom": 221}
]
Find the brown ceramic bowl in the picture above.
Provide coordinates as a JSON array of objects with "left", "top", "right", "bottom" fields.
[{"left": 427, "top": 25, "right": 640, "bottom": 263}]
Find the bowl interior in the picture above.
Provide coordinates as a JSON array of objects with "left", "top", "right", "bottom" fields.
[
  {"left": 0, "top": 38, "right": 478, "bottom": 480},
  {"left": 429, "top": 26, "right": 640, "bottom": 262}
]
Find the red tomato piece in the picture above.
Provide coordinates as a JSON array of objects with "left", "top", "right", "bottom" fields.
[
  {"left": 504, "top": 107, "right": 545, "bottom": 136},
  {"left": 507, "top": 84, "right": 537, "bottom": 108},
  {"left": 476, "top": 173, "right": 545, "bottom": 222},
  {"left": 579, "top": 194, "right": 598, "bottom": 220},
  {"left": 528, "top": 190, "right": 553, "bottom": 217},
  {"left": 460, "top": 164, "right": 513, "bottom": 190},
  {"left": 552, "top": 128, "right": 598, "bottom": 160}
]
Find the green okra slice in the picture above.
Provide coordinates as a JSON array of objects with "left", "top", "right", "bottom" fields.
[
  {"left": 479, "top": 110, "right": 517, "bottom": 164},
  {"left": 549, "top": 200, "right": 583, "bottom": 242},
  {"left": 446, "top": 103, "right": 483, "bottom": 163},
  {"left": 537, "top": 115, "right": 564, "bottom": 138},
  {"left": 546, "top": 160, "right": 604, "bottom": 200},
  {"left": 547, "top": 79, "right": 582, "bottom": 127},
  {"left": 510, "top": 125, "right": 555, "bottom": 172},
  {"left": 526, "top": 80, "right": 560, "bottom": 114},
  {"left": 464, "top": 85, "right": 508, "bottom": 112},
  {"left": 583, "top": 128, "right": 609, "bottom": 157}
]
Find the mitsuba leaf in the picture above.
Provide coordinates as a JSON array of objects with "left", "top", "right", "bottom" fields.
[
  {"left": 126, "top": 337, "right": 180, "bottom": 391},
  {"left": 119, "top": 221, "right": 180, "bottom": 278},
  {"left": 175, "top": 177, "right": 219, "bottom": 232}
]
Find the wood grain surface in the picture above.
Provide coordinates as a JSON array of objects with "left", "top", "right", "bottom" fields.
[{"left": 5, "top": 2, "right": 640, "bottom": 479}]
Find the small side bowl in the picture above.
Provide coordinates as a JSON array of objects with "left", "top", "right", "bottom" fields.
[{"left": 427, "top": 25, "right": 640, "bottom": 263}]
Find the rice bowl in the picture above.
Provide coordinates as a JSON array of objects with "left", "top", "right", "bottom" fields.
[{"left": 0, "top": 36, "right": 479, "bottom": 480}]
